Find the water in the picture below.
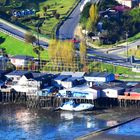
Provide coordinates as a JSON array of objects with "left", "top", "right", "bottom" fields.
[
  {"left": 0, "top": 104, "right": 108, "bottom": 140},
  {"left": 108, "top": 119, "right": 140, "bottom": 136}
]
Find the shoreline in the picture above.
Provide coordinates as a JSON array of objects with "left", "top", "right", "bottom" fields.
[
  {"left": 77, "top": 107, "right": 140, "bottom": 140},
  {"left": 1, "top": 103, "right": 140, "bottom": 140}
]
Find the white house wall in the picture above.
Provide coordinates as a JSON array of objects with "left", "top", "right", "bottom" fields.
[
  {"left": 11, "top": 59, "right": 26, "bottom": 67},
  {"left": 12, "top": 85, "right": 38, "bottom": 93},
  {"left": 61, "top": 81, "right": 73, "bottom": 88},
  {"left": 102, "top": 89, "right": 118, "bottom": 98},
  {"left": 18, "top": 75, "right": 28, "bottom": 85},
  {"left": 84, "top": 77, "right": 106, "bottom": 82}
]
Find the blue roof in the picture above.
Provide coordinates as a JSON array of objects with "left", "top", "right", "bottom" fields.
[
  {"left": 54, "top": 75, "right": 71, "bottom": 81},
  {"left": 85, "top": 72, "right": 113, "bottom": 77},
  {"left": 11, "top": 55, "right": 34, "bottom": 60},
  {"left": 6, "top": 70, "right": 30, "bottom": 76},
  {"left": 66, "top": 77, "right": 79, "bottom": 82}
]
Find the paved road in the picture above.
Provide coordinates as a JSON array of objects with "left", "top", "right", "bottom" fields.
[
  {"left": 0, "top": 22, "right": 48, "bottom": 48},
  {"left": 109, "top": 40, "right": 140, "bottom": 55},
  {"left": 56, "top": 0, "right": 97, "bottom": 39}
]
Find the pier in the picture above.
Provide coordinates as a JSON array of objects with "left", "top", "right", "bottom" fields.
[{"left": 1, "top": 90, "right": 140, "bottom": 109}]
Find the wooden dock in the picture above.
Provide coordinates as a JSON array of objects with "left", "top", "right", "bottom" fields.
[{"left": 118, "top": 95, "right": 140, "bottom": 107}]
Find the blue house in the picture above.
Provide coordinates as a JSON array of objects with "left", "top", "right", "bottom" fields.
[{"left": 84, "top": 72, "right": 115, "bottom": 87}]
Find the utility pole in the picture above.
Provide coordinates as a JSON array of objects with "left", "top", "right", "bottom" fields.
[
  {"left": 125, "top": 31, "right": 128, "bottom": 61},
  {"left": 37, "top": 23, "right": 41, "bottom": 71}
]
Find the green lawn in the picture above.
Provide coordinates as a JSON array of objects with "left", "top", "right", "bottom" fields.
[
  {"left": 88, "top": 61, "right": 140, "bottom": 76},
  {"left": 1, "top": 0, "right": 77, "bottom": 36},
  {"left": 0, "top": 32, "right": 48, "bottom": 60},
  {"left": 38, "top": 0, "right": 77, "bottom": 35}
]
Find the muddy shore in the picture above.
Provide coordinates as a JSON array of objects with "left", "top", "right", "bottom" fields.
[{"left": 78, "top": 107, "right": 140, "bottom": 140}]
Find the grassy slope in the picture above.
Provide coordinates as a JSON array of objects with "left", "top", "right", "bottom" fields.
[
  {"left": 39, "top": 0, "right": 76, "bottom": 34},
  {"left": 0, "top": 32, "right": 48, "bottom": 59}
]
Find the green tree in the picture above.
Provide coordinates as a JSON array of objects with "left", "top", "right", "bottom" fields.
[
  {"left": 89, "top": 4, "right": 98, "bottom": 23},
  {"left": 86, "top": 18, "right": 93, "bottom": 31},
  {"left": 24, "top": 32, "right": 37, "bottom": 45},
  {"left": 80, "top": 42, "right": 87, "bottom": 64}
]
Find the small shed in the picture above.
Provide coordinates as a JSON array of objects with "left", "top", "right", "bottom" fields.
[{"left": 102, "top": 87, "right": 125, "bottom": 98}]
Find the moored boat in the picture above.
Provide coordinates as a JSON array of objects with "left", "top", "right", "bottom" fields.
[{"left": 58, "top": 100, "right": 94, "bottom": 111}]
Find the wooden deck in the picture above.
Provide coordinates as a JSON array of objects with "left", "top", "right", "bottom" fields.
[{"left": 118, "top": 95, "right": 140, "bottom": 100}]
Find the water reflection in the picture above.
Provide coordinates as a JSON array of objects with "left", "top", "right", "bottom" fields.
[
  {"left": 108, "top": 119, "right": 140, "bottom": 136},
  {"left": 0, "top": 105, "right": 109, "bottom": 140}
]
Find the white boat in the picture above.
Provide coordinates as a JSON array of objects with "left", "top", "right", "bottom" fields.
[{"left": 59, "top": 100, "right": 94, "bottom": 111}]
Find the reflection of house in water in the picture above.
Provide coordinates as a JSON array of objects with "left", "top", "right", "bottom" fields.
[{"left": 16, "top": 109, "right": 37, "bottom": 132}]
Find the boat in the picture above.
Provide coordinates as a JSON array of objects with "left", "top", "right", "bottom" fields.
[{"left": 58, "top": 100, "right": 94, "bottom": 111}]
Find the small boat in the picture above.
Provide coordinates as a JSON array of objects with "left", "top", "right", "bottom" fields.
[{"left": 58, "top": 100, "right": 94, "bottom": 111}]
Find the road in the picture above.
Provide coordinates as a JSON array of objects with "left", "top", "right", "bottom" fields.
[
  {"left": 56, "top": 0, "right": 97, "bottom": 39},
  {"left": 108, "top": 40, "right": 140, "bottom": 55},
  {"left": 0, "top": 21, "right": 48, "bottom": 48}
]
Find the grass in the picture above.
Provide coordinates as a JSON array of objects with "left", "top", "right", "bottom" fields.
[
  {"left": 38, "top": 0, "right": 77, "bottom": 35},
  {"left": 128, "top": 32, "right": 140, "bottom": 42},
  {"left": 88, "top": 62, "right": 140, "bottom": 76},
  {"left": 0, "top": 31, "right": 48, "bottom": 60},
  {"left": 1, "top": 0, "right": 77, "bottom": 36},
  {"left": 90, "top": 32, "right": 140, "bottom": 49}
]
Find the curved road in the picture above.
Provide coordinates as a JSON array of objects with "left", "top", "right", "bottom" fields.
[
  {"left": 56, "top": 0, "right": 97, "bottom": 39},
  {"left": 0, "top": 22, "right": 48, "bottom": 48}
]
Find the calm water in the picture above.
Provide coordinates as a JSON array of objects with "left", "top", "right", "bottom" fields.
[
  {"left": 108, "top": 119, "right": 140, "bottom": 136},
  {"left": 0, "top": 104, "right": 109, "bottom": 140}
]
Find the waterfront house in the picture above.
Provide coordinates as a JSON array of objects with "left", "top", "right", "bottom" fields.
[
  {"left": 61, "top": 77, "right": 85, "bottom": 88},
  {"left": 53, "top": 72, "right": 85, "bottom": 89},
  {"left": 10, "top": 55, "right": 34, "bottom": 69},
  {"left": 53, "top": 75, "right": 72, "bottom": 88},
  {"left": 124, "top": 83, "right": 140, "bottom": 97},
  {"left": 61, "top": 72, "right": 85, "bottom": 77},
  {"left": 36, "top": 86, "right": 57, "bottom": 96},
  {"left": 102, "top": 87, "right": 125, "bottom": 98},
  {"left": 84, "top": 72, "right": 115, "bottom": 87},
  {"left": 59, "top": 85, "right": 101, "bottom": 100},
  {"left": 11, "top": 72, "right": 53, "bottom": 94},
  {"left": 5, "top": 70, "right": 30, "bottom": 82}
]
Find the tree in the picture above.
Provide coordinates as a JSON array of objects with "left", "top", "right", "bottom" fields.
[
  {"left": 86, "top": 18, "right": 93, "bottom": 31},
  {"left": 89, "top": 4, "right": 98, "bottom": 24},
  {"left": 52, "top": 10, "right": 57, "bottom": 16},
  {"left": 33, "top": 46, "right": 44, "bottom": 71},
  {"left": 55, "top": 13, "right": 60, "bottom": 19},
  {"left": 0, "top": 48, "right": 7, "bottom": 56},
  {"left": 24, "top": 32, "right": 37, "bottom": 45},
  {"left": 0, "top": 37, "right": 5, "bottom": 45},
  {"left": 80, "top": 42, "right": 87, "bottom": 64},
  {"left": 43, "top": 6, "right": 48, "bottom": 13}
]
